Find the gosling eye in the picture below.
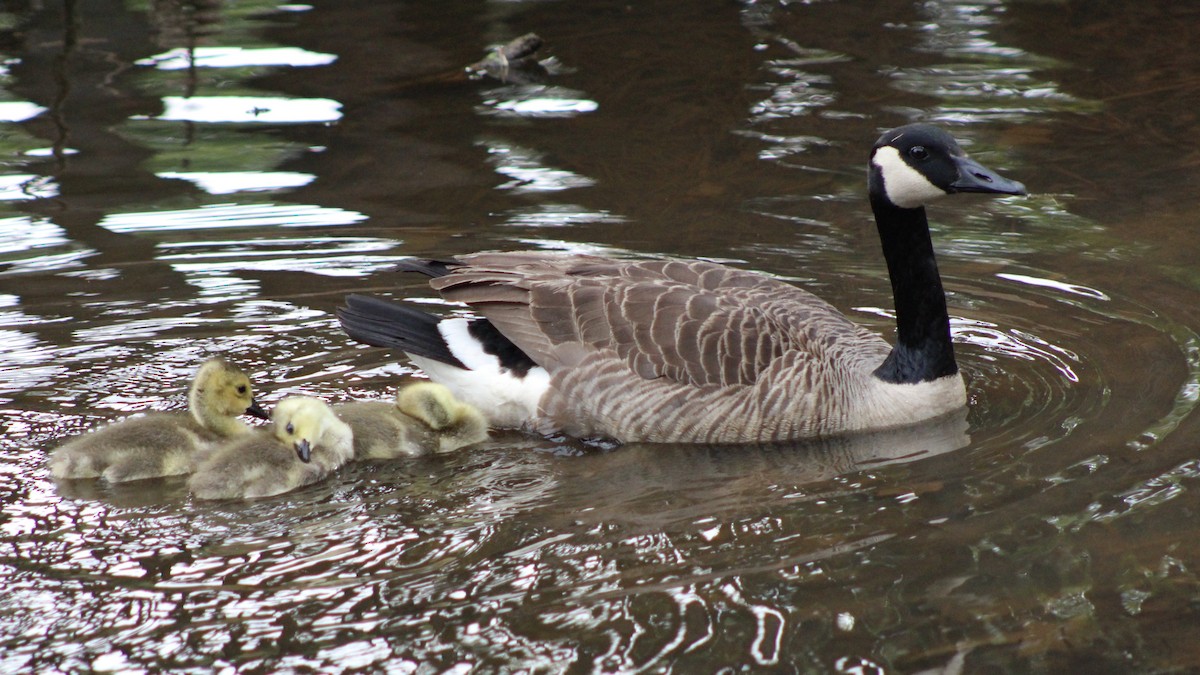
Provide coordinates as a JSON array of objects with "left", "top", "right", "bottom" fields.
[
  {"left": 285, "top": 423, "right": 295, "bottom": 435},
  {"left": 237, "top": 385, "right": 248, "bottom": 395},
  {"left": 908, "top": 145, "right": 929, "bottom": 161}
]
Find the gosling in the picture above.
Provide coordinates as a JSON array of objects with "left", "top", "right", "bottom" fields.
[
  {"left": 48, "top": 358, "right": 268, "bottom": 483},
  {"left": 334, "top": 382, "right": 489, "bottom": 460},
  {"left": 188, "top": 396, "right": 354, "bottom": 500}
]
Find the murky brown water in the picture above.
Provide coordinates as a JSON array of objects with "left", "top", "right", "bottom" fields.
[{"left": 3, "top": 0, "right": 1200, "bottom": 671}]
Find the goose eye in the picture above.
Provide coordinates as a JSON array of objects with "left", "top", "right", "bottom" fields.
[
  {"left": 286, "top": 423, "right": 295, "bottom": 435},
  {"left": 237, "top": 385, "right": 248, "bottom": 394},
  {"left": 908, "top": 146, "right": 929, "bottom": 161}
]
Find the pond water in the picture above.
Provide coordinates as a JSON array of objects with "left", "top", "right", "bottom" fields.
[{"left": 2, "top": 0, "right": 1200, "bottom": 672}]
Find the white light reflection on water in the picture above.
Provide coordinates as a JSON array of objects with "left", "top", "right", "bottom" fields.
[
  {"left": 883, "top": 0, "right": 1097, "bottom": 123},
  {"left": 0, "top": 216, "right": 67, "bottom": 255},
  {"left": 0, "top": 101, "right": 46, "bottom": 122},
  {"left": 732, "top": 130, "right": 831, "bottom": 163},
  {"left": 748, "top": 70, "right": 835, "bottom": 122},
  {"left": 513, "top": 239, "right": 640, "bottom": 259},
  {"left": 480, "top": 86, "right": 598, "bottom": 119},
  {"left": 912, "top": 0, "right": 1026, "bottom": 59},
  {"left": 137, "top": 47, "right": 337, "bottom": 71},
  {"left": 137, "top": 96, "right": 342, "bottom": 124},
  {"left": 745, "top": 44, "right": 850, "bottom": 125},
  {"left": 0, "top": 216, "right": 94, "bottom": 275},
  {"left": 71, "top": 316, "right": 234, "bottom": 343},
  {"left": 501, "top": 204, "right": 625, "bottom": 229},
  {"left": 955, "top": 317, "right": 1081, "bottom": 383},
  {"left": 1086, "top": 460, "right": 1200, "bottom": 526},
  {"left": 996, "top": 272, "right": 1110, "bottom": 301},
  {"left": 479, "top": 140, "right": 596, "bottom": 194},
  {"left": 0, "top": 330, "right": 68, "bottom": 398},
  {"left": 157, "top": 171, "right": 316, "bottom": 195},
  {"left": 0, "top": 249, "right": 93, "bottom": 275},
  {"left": 854, "top": 305, "right": 1082, "bottom": 383},
  {"left": 886, "top": 65, "right": 1090, "bottom": 123},
  {"left": 160, "top": 236, "right": 407, "bottom": 278},
  {"left": 24, "top": 147, "right": 79, "bottom": 157},
  {"left": 0, "top": 175, "right": 57, "bottom": 200},
  {"left": 99, "top": 203, "right": 367, "bottom": 234}
]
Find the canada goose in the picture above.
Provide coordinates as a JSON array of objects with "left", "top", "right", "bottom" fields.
[
  {"left": 48, "top": 358, "right": 269, "bottom": 482},
  {"left": 188, "top": 396, "right": 354, "bottom": 500},
  {"left": 334, "top": 382, "right": 489, "bottom": 460},
  {"left": 337, "top": 124, "right": 1025, "bottom": 444}
]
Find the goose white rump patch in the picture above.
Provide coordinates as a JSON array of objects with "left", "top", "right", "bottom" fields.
[
  {"left": 872, "top": 146, "right": 948, "bottom": 209},
  {"left": 405, "top": 318, "right": 549, "bottom": 428}
]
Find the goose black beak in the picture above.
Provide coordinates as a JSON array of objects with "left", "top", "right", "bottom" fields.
[
  {"left": 245, "top": 399, "right": 270, "bottom": 420},
  {"left": 294, "top": 439, "right": 312, "bottom": 463},
  {"left": 950, "top": 155, "right": 1026, "bottom": 197}
]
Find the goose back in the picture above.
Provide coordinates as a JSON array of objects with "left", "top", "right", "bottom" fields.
[{"left": 427, "top": 252, "right": 919, "bottom": 443}]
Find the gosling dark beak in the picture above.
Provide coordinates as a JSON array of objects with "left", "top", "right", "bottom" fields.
[
  {"left": 294, "top": 439, "right": 312, "bottom": 463},
  {"left": 245, "top": 399, "right": 270, "bottom": 421},
  {"left": 950, "top": 155, "right": 1026, "bottom": 196}
]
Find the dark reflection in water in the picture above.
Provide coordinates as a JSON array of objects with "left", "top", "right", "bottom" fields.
[{"left": 3, "top": 0, "right": 1200, "bottom": 672}]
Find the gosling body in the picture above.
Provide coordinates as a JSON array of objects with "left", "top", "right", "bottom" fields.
[
  {"left": 189, "top": 396, "right": 354, "bottom": 500},
  {"left": 334, "top": 382, "right": 489, "bottom": 460},
  {"left": 48, "top": 358, "right": 267, "bottom": 482}
]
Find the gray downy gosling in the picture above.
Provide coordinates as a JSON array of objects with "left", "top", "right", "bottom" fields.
[
  {"left": 48, "top": 357, "right": 269, "bottom": 483},
  {"left": 188, "top": 396, "right": 354, "bottom": 500},
  {"left": 334, "top": 382, "right": 489, "bottom": 460}
]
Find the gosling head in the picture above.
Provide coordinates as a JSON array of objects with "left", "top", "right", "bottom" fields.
[
  {"left": 868, "top": 123, "right": 1026, "bottom": 210},
  {"left": 270, "top": 396, "right": 340, "bottom": 463},
  {"left": 190, "top": 357, "right": 269, "bottom": 420}
]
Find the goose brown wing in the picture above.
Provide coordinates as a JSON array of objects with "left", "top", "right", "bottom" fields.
[{"left": 429, "top": 252, "right": 871, "bottom": 388}]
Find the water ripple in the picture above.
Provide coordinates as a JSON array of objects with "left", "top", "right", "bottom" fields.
[
  {"left": 0, "top": 101, "right": 46, "bottom": 122},
  {"left": 137, "top": 46, "right": 337, "bottom": 71},
  {"left": 479, "top": 139, "right": 596, "bottom": 193},
  {"left": 160, "top": 236, "right": 406, "bottom": 281},
  {"left": 479, "top": 85, "right": 598, "bottom": 119},
  {"left": 137, "top": 96, "right": 343, "bottom": 125},
  {"left": 156, "top": 171, "right": 315, "bottom": 195},
  {"left": 0, "top": 217, "right": 91, "bottom": 275},
  {"left": 100, "top": 203, "right": 368, "bottom": 233}
]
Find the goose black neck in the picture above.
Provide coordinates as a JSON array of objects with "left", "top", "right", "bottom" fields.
[{"left": 870, "top": 195, "right": 958, "bottom": 384}]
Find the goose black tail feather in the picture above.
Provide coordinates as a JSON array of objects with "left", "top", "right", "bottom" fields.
[
  {"left": 337, "top": 294, "right": 466, "bottom": 369},
  {"left": 394, "top": 258, "right": 459, "bottom": 278}
]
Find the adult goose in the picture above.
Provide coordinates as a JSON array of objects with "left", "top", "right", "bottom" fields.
[{"left": 338, "top": 124, "right": 1025, "bottom": 444}]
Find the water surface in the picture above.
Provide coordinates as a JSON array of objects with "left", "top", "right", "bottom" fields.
[{"left": 3, "top": 0, "right": 1200, "bottom": 672}]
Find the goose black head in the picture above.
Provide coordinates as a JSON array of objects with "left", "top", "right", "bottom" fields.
[{"left": 869, "top": 124, "right": 1026, "bottom": 210}]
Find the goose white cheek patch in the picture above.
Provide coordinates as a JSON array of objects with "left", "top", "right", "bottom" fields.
[{"left": 873, "top": 146, "right": 949, "bottom": 209}]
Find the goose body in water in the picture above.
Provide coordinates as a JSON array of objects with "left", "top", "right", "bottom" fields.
[
  {"left": 48, "top": 358, "right": 269, "bottom": 482},
  {"left": 334, "top": 382, "right": 489, "bottom": 459},
  {"left": 189, "top": 396, "right": 354, "bottom": 500},
  {"left": 338, "top": 124, "right": 1025, "bottom": 444}
]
